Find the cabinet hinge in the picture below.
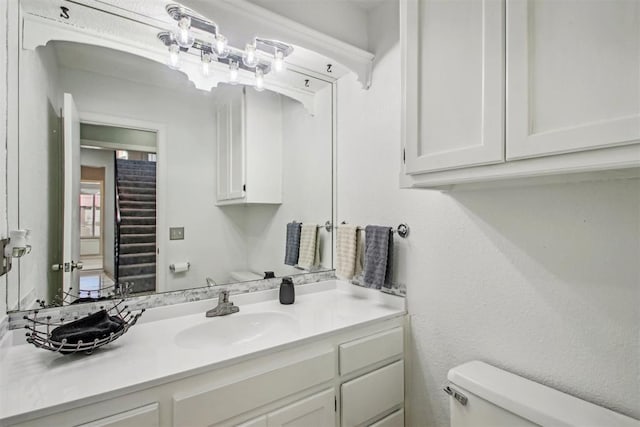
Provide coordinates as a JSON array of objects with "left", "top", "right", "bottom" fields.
[
  {"left": 403, "top": 148, "right": 406, "bottom": 164},
  {"left": 334, "top": 396, "right": 337, "bottom": 412}
]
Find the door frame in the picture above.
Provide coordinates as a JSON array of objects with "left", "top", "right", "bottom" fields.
[{"left": 78, "top": 112, "right": 167, "bottom": 293}]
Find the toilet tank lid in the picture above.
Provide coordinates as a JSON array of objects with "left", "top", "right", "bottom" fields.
[{"left": 448, "top": 361, "right": 639, "bottom": 427}]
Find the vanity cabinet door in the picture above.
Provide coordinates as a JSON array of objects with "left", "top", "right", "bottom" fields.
[
  {"left": 401, "top": 0, "right": 505, "bottom": 174},
  {"left": 506, "top": 0, "right": 640, "bottom": 160},
  {"left": 267, "top": 389, "right": 335, "bottom": 427}
]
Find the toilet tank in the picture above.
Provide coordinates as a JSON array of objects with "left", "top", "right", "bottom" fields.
[{"left": 447, "top": 361, "right": 639, "bottom": 427}]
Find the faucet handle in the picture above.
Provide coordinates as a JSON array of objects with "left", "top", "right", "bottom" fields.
[{"left": 219, "top": 290, "right": 229, "bottom": 303}]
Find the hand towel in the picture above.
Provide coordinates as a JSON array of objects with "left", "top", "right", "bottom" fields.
[
  {"left": 284, "top": 222, "right": 302, "bottom": 266},
  {"left": 362, "top": 225, "right": 393, "bottom": 289},
  {"left": 297, "top": 223, "right": 320, "bottom": 269},
  {"left": 336, "top": 224, "right": 362, "bottom": 279}
]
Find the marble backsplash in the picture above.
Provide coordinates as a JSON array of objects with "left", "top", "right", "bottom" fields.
[{"left": 7, "top": 270, "right": 336, "bottom": 331}]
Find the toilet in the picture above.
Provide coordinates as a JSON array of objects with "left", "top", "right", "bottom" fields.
[
  {"left": 447, "top": 361, "right": 638, "bottom": 427},
  {"left": 229, "top": 271, "right": 263, "bottom": 282}
]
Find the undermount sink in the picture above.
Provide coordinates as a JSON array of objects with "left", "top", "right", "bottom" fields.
[{"left": 174, "top": 312, "right": 299, "bottom": 349}]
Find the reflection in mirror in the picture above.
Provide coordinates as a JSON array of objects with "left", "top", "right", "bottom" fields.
[{"left": 10, "top": 40, "right": 333, "bottom": 312}]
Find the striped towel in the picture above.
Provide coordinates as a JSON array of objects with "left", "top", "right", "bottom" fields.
[
  {"left": 336, "top": 224, "right": 363, "bottom": 279},
  {"left": 284, "top": 222, "right": 302, "bottom": 266},
  {"left": 297, "top": 224, "right": 320, "bottom": 269},
  {"left": 362, "top": 225, "right": 393, "bottom": 289}
]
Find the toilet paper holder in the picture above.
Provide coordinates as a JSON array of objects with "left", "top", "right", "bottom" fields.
[{"left": 169, "top": 262, "right": 190, "bottom": 273}]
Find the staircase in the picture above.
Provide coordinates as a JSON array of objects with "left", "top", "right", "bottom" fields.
[{"left": 115, "top": 159, "right": 156, "bottom": 293}]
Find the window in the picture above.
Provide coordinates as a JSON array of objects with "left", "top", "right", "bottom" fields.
[{"left": 80, "top": 182, "right": 101, "bottom": 238}]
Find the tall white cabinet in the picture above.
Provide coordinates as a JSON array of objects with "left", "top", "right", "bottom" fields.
[
  {"left": 216, "top": 86, "right": 283, "bottom": 204},
  {"left": 401, "top": 0, "right": 640, "bottom": 188}
]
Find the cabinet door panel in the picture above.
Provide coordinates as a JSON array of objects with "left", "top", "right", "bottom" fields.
[
  {"left": 216, "top": 104, "right": 230, "bottom": 201},
  {"left": 507, "top": 0, "right": 640, "bottom": 159},
  {"left": 228, "top": 93, "right": 246, "bottom": 199},
  {"left": 402, "top": 0, "right": 505, "bottom": 173},
  {"left": 267, "top": 389, "right": 335, "bottom": 427}
]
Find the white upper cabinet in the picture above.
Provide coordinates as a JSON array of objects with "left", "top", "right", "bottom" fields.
[
  {"left": 216, "top": 87, "right": 283, "bottom": 204},
  {"left": 402, "top": 0, "right": 505, "bottom": 174},
  {"left": 507, "top": 0, "right": 640, "bottom": 160},
  {"left": 401, "top": 0, "right": 640, "bottom": 188}
]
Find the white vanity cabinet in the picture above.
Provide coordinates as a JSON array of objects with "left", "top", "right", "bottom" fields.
[
  {"left": 5, "top": 320, "right": 405, "bottom": 427},
  {"left": 401, "top": 0, "right": 640, "bottom": 188},
  {"left": 216, "top": 86, "right": 283, "bottom": 204}
]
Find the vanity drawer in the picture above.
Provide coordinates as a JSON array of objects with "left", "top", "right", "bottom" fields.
[
  {"left": 173, "top": 351, "right": 334, "bottom": 426},
  {"left": 339, "top": 327, "right": 403, "bottom": 375},
  {"left": 341, "top": 361, "right": 404, "bottom": 427},
  {"left": 75, "top": 403, "right": 159, "bottom": 427},
  {"left": 369, "top": 409, "right": 404, "bottom": 427}
]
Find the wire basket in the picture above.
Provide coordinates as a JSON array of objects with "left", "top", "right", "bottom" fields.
[{"left": 23, "top": 300, "right": 145, "bottom": 355}]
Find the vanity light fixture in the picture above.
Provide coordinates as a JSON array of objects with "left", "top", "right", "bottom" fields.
[
  {"left": 160, "top": 4, "right": 294, "bottom": 84},
  {"left": 167, "top": 41, "right": 181, "bottom": 70},
  {"left": 201, "top": 52, "right": 213, "bottom": 76},
  {"left": 229, "top": 61, "right": 239, "bottom": 84},
  {"left": 255, "top": 68, "right": 265, "bottom": 91},
  {"left": 273, "top": 49, "right": 285, "bottom": 72},
  {"left": 242, "top": 43, "right": 258, "bottom": 68},
  {"left": 175, "top": 16, "right": 195, "bottom": 48}
]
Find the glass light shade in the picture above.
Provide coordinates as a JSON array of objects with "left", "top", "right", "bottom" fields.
[
  {"left": 273, "top": 50, "right": 285, "bottom": 72},
  {"left": 201, "top": 53, "right": 212, "bottom": 76},
  {"left": 243, "top": 43, "right": 258, "bottom": 68},
  {"left": 214, "top": 34, "right": 229, "bottom": 59},
  {"left": 254, "top": 68, "right": 265, "bottom": 92},
  {"left": 176, "top": 17, "right": 194, "bottom": 48},
  {"left": 167, "top": 44, "right": 181, "bottom": 70},
  {"left": 229, "top": 61, "right": 239, "bottom": 84}
]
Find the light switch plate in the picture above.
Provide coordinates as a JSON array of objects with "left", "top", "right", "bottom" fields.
[{"left": 170, "top": 227, "right": 184, "bottom": 240}]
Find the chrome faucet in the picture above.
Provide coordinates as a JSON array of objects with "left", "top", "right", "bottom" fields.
[{"left": 205, "top": 289, "right": 239, "bottom": 317}]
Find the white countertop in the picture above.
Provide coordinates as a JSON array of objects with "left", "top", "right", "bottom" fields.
[{"left": 0, "top": 280, "right": 404, "bottom": 423}]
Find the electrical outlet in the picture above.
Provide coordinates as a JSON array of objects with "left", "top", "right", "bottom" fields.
[{"left": 170, "top": 227, "right": 185, "bottom": 240}]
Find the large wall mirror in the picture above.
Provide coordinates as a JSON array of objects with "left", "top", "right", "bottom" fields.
[{"left": 7, "top": 0, "right": 336, "bottom": 312}]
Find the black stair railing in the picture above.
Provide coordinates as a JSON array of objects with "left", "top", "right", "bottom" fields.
[{"left": 114, "top": 153, "right": 122, "bottom": 292}]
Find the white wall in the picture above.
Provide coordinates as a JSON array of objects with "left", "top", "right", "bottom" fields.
[
  {"left": 336, "top": 0, "right": 640, "bottom": 424},
  {"left": 245, "top": 86, "right": 333, "bottom": 277},
  {"left": 246, "top": 0, "right": 370, "bottom": 50},
  {"left": 0, "top": 0, "right": 8, "bottom": 319},
  {"left": 80, "top": 147, "right": 115, "bottom": 275}
]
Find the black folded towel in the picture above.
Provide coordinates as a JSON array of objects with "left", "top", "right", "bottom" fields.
[{"left": 50, "top": 310, "right": 125, "bottom": 351}]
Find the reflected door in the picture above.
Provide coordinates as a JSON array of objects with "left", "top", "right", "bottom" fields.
[{"left": 62, "top": 93, "right": 81, "bottom": 294}]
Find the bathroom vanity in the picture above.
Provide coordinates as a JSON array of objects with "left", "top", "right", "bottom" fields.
[{"left": 0, "top": 281, "right": 406, "bottom": 427}]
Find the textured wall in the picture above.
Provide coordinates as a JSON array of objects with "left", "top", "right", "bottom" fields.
[
  {"left": 0, "top": 1, "right": 8, "bottom": 318},
  {"left": 336, "top": 1, "right": 640, "bottom": 425}
]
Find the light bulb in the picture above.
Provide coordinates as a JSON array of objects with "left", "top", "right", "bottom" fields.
[
  {"left": 243, "top": 43, "right": 258, "bottom": 68},
  {"left": 176, "top": 16, "right": 194, "bottom": 48},
  {"left": 254, "top": 68, "right": 264, "bottom": 92},
  {"left": 214, "top": 34, "right": 229, "bottom": 59},
  {"left": 201, "top": 53, "right": 212, "bottom": 76},
  {"left": 273, "top": 49, "right": 285, "bottom": 72},
  {"left": 229, "top": 61, "right": 239, "bottom": 84},
  {"left": 167, "top": 44, "right": 181, "bottom": 70}
]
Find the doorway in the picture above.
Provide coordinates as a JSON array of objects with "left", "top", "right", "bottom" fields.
[{"left": 79, "top": 123, "right": 158, "bottom": 298}]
